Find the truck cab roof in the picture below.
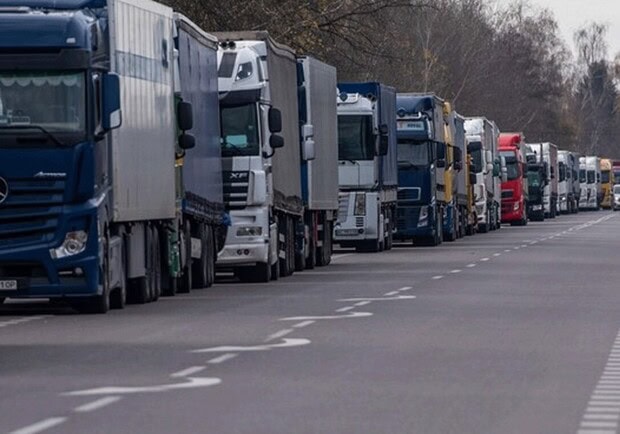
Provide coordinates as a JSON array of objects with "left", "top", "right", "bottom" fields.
[
  {"left": 0, "top": 7, "right": 96, "bottom": 50},
  {"left": 0, "top": 0, "right": 104, "bottom": 9}
]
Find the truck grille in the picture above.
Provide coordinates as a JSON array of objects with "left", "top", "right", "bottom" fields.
[
  {"left": 502, "top": 190, "right": 514, "bottom": 199},
  {"left": 0, "top": 178, "right": 64, "bottom": 248},
  {"left": 396, "top": 208, "right": 419, "bottom": 232},
  {"left": 223, "top": 171, "right": 249, "bottom": 211},
  {"left": 398, "top": 187, "right": 421, "bottom": 206},
  {"left": 337, "top": 194, "right": 350, "bottom": 223}
]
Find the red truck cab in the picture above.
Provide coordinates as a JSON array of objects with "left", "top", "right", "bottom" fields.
[{"left": 499, "top": 133, "right": 529, "bottom": 225}]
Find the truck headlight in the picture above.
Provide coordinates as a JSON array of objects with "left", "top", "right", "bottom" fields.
[
  {"left": 354, "top": 193, "right": 366, "bottom": 216},
  {"left": 50, "top": 230, "right": 88, "bottom": 259},
  {"left": 237, "top": 226, "right": 263, "bottom": 237},
  {"left": 513, "top": 202, "right": 520, "bottom": 211},
  {"left": 418, "top": 207, "right": 429, "bottom": 227}
]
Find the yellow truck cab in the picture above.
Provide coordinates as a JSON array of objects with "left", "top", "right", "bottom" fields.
[{"left": 601, "top": 158, "right": 614, "bottom": 209}]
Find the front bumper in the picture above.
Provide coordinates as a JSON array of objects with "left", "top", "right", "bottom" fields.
[
  {"left": 217, "top": 241, "right": 269, "bottom": 266},
  {"left": 501, "top": 200, "right": 523, "bottom": 222}
]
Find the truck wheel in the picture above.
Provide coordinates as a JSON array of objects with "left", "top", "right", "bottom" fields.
[
  {"left": 206, "top": 227, "right": 216, "bottom": 288},
  {"left": 316, "top": 219, "right": 332, "bottom": 267},
  {"left": 306, "top": 230, "right": 316, "bottom": 270},
  {"left": 271, "top": 253, "right": 280, "bottom": 280},
  {"left": 192, "top": 224, "right": 209, "bottom": 289},
  {"left": 151, "top": 227, "right": 161, "bottom": 301},
  {"left": 178, "top": 223, "right": 192, "bottom": 294}
]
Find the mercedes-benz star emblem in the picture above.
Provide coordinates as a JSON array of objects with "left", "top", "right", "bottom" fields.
[{"left": 0, "top": 177, "right": 8, "bottom": 205}]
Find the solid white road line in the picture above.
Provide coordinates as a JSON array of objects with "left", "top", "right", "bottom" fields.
[
  {"left": 207, "top": 353, "right": 238, "bottom": 364},
  {"left": 170, "top": 366, "right": 206, "bottom": 378},
  {"left": 8, "top": 417, "right": 67, "bottom": 434},
  {"left": 74, "top": 396, "right": 122, "bottom": 413}
]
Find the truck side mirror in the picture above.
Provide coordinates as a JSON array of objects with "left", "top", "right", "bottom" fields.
[
  {"left": 469, "top": 173, "right": 477, "bottom": 185},
  {"left": 377, "top": 135, "right": 389, "bottom": 156},
  {"left": 437, "top": 159, "right": 446, "bottom": 168},
  {"left": 269, "top": 108, "right": 282, "bottom": 133},
  {"left": 493, "top": 162, "right": 500, "bottom": 177},
  {"left": 303, "top": 139, "right": 315, "bottom": 161},
  {"left": 102, "top": 72, "right": 122, "bottom": 131},
  {"left": 486, "top": 162, "right": 494, "bottom": 173},
  {"left": 455, "top": 161, "right": 463, "bottom": 171},
  {"left": 179, "top": 133, "right": 195, "bottom": 150},
  {"left": 177, "top": 101, "right": 193, "bottom": 131},
  {"left": 270, "top": 134, "right": 284, "bottom": 149}
]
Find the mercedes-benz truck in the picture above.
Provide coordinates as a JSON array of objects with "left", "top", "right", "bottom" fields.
[{"left": 0, "top": 0, "right": 224, "bottom": 312}]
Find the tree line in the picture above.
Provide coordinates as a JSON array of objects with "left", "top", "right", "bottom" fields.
[{"left": 164, "top": 0, "right": 620, "bottom": 158}]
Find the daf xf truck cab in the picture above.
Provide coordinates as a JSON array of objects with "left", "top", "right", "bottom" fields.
[{"left": 215, "top": 31, "right": 306, "bottom": 281}]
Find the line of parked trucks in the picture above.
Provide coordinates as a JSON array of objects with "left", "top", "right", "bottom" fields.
[{"left": 0, "top": 0, "right": 616, "bottom": 314}]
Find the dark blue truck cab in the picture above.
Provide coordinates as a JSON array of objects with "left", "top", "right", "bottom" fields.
[{"left": 394, "top": 94, "right": 445, "bottom": 246}]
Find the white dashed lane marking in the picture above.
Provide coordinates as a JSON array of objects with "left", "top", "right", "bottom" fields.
[
  {"left": 74, "top": 396, "right": 122, "bottom": 413},
  {"left": 7, "top": 417, "right": 67, "bottom": 434},
  {"left": 292, "top": 320, "right": 315, "bottom": 329},
  {"left": 207, "top": 353, "right": 238, "bottom": 364},
  {"left": 579, "top": 328, "right": 620, "bottom": 433},
  {"left": 170, "top": 366, "right": 206, "bottom": 378},
  {"left": 265, "top": 329, "right": 294, "bottom": 342}
]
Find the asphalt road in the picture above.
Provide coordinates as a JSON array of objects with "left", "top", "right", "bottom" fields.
[{"left": 1, "top": 212, "right": 620, "bottom": 434}]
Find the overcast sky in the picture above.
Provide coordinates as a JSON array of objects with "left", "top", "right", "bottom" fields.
[{"left": 496, "top": 0, "right": 620, "bottom": 58}]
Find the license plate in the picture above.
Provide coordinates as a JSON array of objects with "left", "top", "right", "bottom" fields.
[{"left": 0, "top": 280, "right": 17, "bottom": 290}]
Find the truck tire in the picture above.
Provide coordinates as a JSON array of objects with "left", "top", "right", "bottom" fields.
[
  {"left": 316, "top": 218, "right": 332, "bottom": 267},
  {"left": 177, "top": 223, "right": 192, "bottom": 293},
  {"left": 384, "top": 210, "right": 394, "bottom": 251},
  {"left": 73, "top": 233, "right": 111, "bottom": 314},
  {"left": 128, "top": 225, "right": 154, "bottom": 304},
  {"left": 271, "top": 253, "right": 280, "bottom": 280},
  {"left": 151, "top": 227, "right": 161, "bottom": 301},
  {"left": 192, "top": 224, "right": 209, "bottom": 289},
  {"left": 279, "top": 216, "right": 293, "bottom": 277},
  {"left": 206, "top": 227, "right": 216, "bottom": 288}
]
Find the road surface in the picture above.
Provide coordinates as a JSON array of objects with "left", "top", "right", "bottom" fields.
[{"left": 1, "top": 212, "right": 619, "bottom": 434}]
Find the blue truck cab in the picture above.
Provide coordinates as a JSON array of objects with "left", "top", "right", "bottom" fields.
[
  {"left": 394, "top": 94, "right": 446, "bottom": 246},
  {"left": 0, "top": 0, "right": 121, "bottom": 307}
]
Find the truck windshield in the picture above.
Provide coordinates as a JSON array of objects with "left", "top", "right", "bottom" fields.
[
  {"left": 500, "top": 151, "right": 519, "bottom": 180},
  {"left": 587, "top": 170, "right": 595, "bottom": 184},
  {"left": 220, "top": 103, "right": 260, "bottom": 157},
  {"left": 614, "top": 185, "right": 620, "bottom": 194},
  {"left": 338, "top": 115, "right": 374, "bottom": 161},
  {"left": 0, "top": 71, "right": 85, "bottom": 137},
  {"left": 602, "top": 170, "right": 611, "bottom": 184},
  {"left": 469, "top": 142, "right": 483, "bottom": 173},
  {"left": 580, "top": 169, "right": 586, "bottom": 183},
  {"left": 559, "top": 162, "right": 566, "bottom": 182},
  {"left": 528, "top": 172, "right": 541, "bottom": 188},
  {"left": 397, "top": 140, "right": 430, "bottom": 166}
]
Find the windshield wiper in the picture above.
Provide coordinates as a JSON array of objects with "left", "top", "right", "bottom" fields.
[{"left": 0, "top": 125, "right": 65, "bottom": 147}]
